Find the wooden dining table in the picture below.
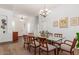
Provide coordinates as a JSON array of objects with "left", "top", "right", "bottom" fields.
[
  {"left": 33, "top": 35, "right": 63, "bottom": 48},
  {"left": 34, "top": 35, "right": 63, "bottom": 43}
]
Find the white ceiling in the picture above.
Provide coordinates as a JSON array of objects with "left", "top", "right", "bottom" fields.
[{"left": 0, "top": 4, "right": 61, "bottom": 16}]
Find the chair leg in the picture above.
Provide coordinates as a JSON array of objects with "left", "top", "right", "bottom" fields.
[
  {"left": 34, "top": 48, "right": 36, "bottom": 55},
  {"left": 39, "top": 48, "right": 41, "bottom": 55},
  {"left": 28, "top": 45, "right": 30, "bottom": 52},
  {"left": 57, "top": 48, "right": 60, "bottom": 55},
  {"left": 72, "top": 51, "right": 74, "bottom": 55},
  {"left": 54, "top": 49, "right": 56, "bottom": 55},
  {"left": 24, "top": 44, "right": 25, "bottom": 48},
  {"left": 70, "top": 51, "right": 74, "bottom": 55},
  {"left": 60, "top": 49, "right": 63, "bottom": 53},
  {"left": 26, "top": 43, "right": 29, "bottom": 50},
  {"left": 47, "top": 51, "right": 49, "bottom": 55}
]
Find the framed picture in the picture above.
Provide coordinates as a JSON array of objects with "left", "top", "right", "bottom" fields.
[
  {"left": 70, "top": 17, "right": 79, "bottom": 26},
  {"left": 0, "top": 15, "right": 8, "bottom": 33},
  {"left": 78, "top": 17, "right": 79, "bottom": 25},
  {"left": 59, "top": 17, "right": 68, "bottom": 28},
  {"left": 53, "top": 21, "right": 58, "bottom": 27}
]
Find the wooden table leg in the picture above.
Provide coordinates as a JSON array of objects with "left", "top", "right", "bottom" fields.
[{"left": 54, "top": 49, "right": 56, "bottom": 55}]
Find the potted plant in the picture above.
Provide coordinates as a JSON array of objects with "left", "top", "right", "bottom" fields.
[{"left": 76, "top": 33, "right": 79, "bottom": 48}]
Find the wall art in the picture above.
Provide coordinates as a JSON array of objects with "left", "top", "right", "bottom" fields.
[
  {"left": 70, "top": 17, "right": 79, "bottom": 26},
  {"left": 0, "top": 15, "right": 8, "bottom": 33},
  {"left": 59, "top": 17, "right": 68, "bottom": 28}
]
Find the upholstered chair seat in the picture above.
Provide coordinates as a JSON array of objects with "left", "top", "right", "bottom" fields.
[{"left": 40, "top": 44, "right": 56, "bottom": 51}]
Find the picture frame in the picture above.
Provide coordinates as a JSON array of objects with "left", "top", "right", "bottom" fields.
[
  {"left": 59, "top": 17, "right": 68, "bottom": 28},
  {"left": 70, "top": 17, "right": 79, "bottom": 26},
  {"left": 0, "top": 15, "right": 8, "bottom": 33}
]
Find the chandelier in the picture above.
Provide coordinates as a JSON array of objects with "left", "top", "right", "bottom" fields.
[{"left": 39, "top": 8, "right": 51, "bottom": 17}]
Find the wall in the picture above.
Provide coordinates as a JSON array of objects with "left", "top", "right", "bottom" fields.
[
  {"left": 38, "top": 5, "right": 79, "bottom": 41},
  {"left": 0, "top": 8, "right": 13, "bottom": 42},
  {"left": 12, "top": 14, "right": 38, "bottom": 36},
  {"left": 0, "top": 8, "right": 37, "bottom": 42},
  {"left": 23, "top": 16, "right": 37, "bottom": 35}
]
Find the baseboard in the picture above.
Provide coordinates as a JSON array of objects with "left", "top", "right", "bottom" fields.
[
  {"left": 0, "top": 41, "right": 13, "bottom": 45},
  {"left": 18, "top": 36, "right": 23, "bottom": 37}
]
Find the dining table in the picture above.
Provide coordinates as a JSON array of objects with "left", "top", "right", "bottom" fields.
[
  {"left": 34, "top": 35, "right": 64, "bottom": 45},
  {"left": 47, "top": 36, "right": 63, "bottom": 46}
]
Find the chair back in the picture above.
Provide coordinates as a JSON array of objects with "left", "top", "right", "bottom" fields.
[
  {"left": 23, "top": 35, "right": 30, "bottom": 43},
  {"left": 71, "top": 38, "right": 77, "bottom": 51},
  {"left": 54, "top": 33, "right": 63, "bottom": 38},
  {"left": 28, "top": 35, "right": 37, "bottom": 46},
  {"left": 28, "top": 33, "right": 34, "bottom": 36},
  {"left": 38, "top": 37, "right": 48, "bottom": 48}
]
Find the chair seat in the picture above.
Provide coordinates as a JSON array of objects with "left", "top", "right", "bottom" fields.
[
  {"left": 54, "top": 44, "right": 60, "bottom": 48},
  {"left": 24, "top": 42, "right": 29, "bottom": 44},
  {"left": 30, "top": 41, "right": 40, "bottom": 47},
  {"left": 61, "top": 44, "right": 71, "bottom": 51},
  {"left": 56, "top": 41, "right": 62, "bottom": 44},
  {"left": 40, "top": 44, "right": 56, "bottom": 51}
]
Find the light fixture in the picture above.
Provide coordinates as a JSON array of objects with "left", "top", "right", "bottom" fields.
[
  {"left": 17, "top": 15, "right": 26, "bottom": 21},
  {"left": 20, "top": 16, "right": 24, "bottom": 21},
  {"left": 39, "top": 8, "right": 51, "bottom": 17}
]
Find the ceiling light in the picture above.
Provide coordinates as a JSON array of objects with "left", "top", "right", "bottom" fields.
[
  {"left": 20, "top": 17, "right": 24, "bottom": 21},
  {"left": 39, "top": 8, "right": 51, "bottom": 17}
]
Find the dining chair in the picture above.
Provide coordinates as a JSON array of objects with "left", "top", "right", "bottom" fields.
[
  {"left": 52, "top": 33, "right": 63, "bottom": 54},
  {"left": 59, "top": 38, "right": 77, "bottom": 55},
  {"left": 28, "top": 33, "right": 34, "bottom": 36},
  {"left": 38, "top": 37, "right": 57, "bottom": 55},
  {"left": 28, "top": 35, "right": 40, "bottom": 55},
  {"left": 23, "top": 35, "right": 30, "bottom": 50},
  {"left": 53, "top": 33, "right": 63, "bottom": 45},
  {"left": 54, "top": 33, "right": 63, "bottom": 38}
]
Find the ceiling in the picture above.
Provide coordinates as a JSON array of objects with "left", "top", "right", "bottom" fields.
[{"left": 0, "top": 4, "right": 61, "bottom": 16}]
